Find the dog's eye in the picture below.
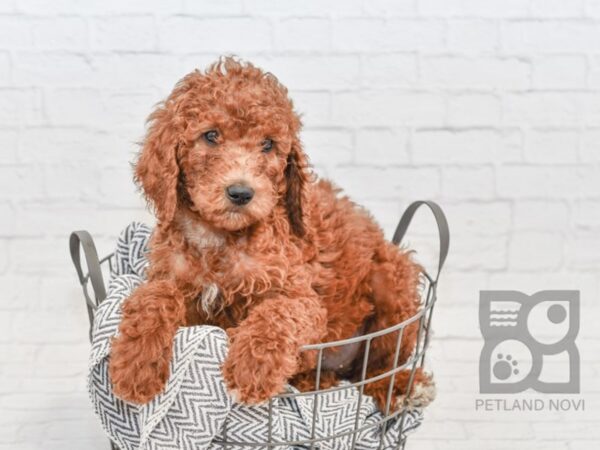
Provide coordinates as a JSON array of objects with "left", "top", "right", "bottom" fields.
[
  {"left": 262, "top": 138, "right": 274, "bottom": 153},
  {"left": 203, "top": 130, "right": 219, "bottom": 145}
]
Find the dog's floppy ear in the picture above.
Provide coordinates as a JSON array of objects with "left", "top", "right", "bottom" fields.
[
  {"left": 285, "top": 137, "right": 309, "bottom": 237},
  {"left": 135, "top": 104, "right": 182, "bottom": 227}
]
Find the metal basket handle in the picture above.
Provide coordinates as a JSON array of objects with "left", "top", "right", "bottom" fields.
[
  {"left": 392, "top": 200, "right": 450, "bottom": 283},
  {"left": 70, "top": 230, "right": 108, "bottom": 342},
  {"left": 70, "top": 230, "right": 107, "bottom": 303}
]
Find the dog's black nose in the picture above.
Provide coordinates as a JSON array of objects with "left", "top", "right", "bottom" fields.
[{"left": 226, "top": 184, "right": 254, "bottom": 205}]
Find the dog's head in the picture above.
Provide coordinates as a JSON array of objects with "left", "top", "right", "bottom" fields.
[{"left": 135, "top": 57, "right": 308, "bottom": 237}]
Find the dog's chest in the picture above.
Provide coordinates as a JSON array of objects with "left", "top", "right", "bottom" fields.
[
  {"left": 173, "top": 243, "right": 280, "bottom": 316},
  {"left": 176, "top": 218, "right": 291, "bottom": 311}
]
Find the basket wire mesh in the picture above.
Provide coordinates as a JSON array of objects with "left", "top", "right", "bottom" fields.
[{"left": 70, "top": 201, "right": 449, "bottom": 450}]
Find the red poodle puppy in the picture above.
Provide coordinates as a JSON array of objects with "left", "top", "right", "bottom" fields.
[{"left": 109, "top": 57, "right": 432, "bottom": 411}]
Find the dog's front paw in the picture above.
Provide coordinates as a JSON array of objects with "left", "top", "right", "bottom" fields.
[
  {"left": 222, "top": 330, "right": 298, "bottom": 405},
  {"left": 110, "top": 331, "right": 172, "bottom": 404},
  {"left": 396, "top": 376, "right": 436, "bottom": 411},
  {"left": 109, "top": 280, "right": 184, "bottom": 404}
]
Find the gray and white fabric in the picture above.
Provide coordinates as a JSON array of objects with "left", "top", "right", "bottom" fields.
[{"left": 88, "top": 222, "right": 423, "bottom": 450}]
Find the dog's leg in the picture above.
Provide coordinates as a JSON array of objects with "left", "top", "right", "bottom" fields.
[
  {"left": 363, "top": 366, "right": 435, "bottom": 412},
  {"left": 109, "top": 279, "right": 186, "bottom": 404},
  {"left": 290, "top": 369, "right": 341, "bottom": 392},
  {"left": 222, "top": 294, "right": 328, "bottom": 404},
  {"left": 361, "top": 242, "right": 434, "bottom": 412}
]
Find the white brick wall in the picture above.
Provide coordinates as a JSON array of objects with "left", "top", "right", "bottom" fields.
[{"left": 1, "top": 1, "right": 599, "bottom": 449}]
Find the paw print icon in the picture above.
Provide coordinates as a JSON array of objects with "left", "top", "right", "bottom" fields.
[{"left": 479, "top": 290, "right": 580, "bottom": 394}]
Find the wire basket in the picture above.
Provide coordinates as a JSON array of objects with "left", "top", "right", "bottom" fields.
[{"left": 70, "top": 200, "right": 449, "bottom": 450}]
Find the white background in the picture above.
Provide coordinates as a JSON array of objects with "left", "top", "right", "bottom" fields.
[{"left": 1, "top": 0, "right": 599, "bottom": 449}]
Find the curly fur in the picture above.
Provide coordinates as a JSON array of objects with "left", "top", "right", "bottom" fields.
[{"left": 109, "top": 57, "right": 430, "bottom": 411}]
